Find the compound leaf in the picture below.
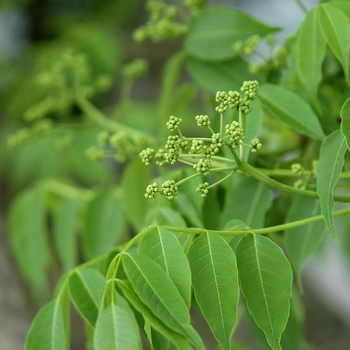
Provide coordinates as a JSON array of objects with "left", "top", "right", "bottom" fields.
[
  {"left": 138, "top": 227, "right": 191, "bottom": 308},
  {"left": 185, "top": 7, "right": 279, "bottom": 61},
  {"left": 235, "top": 233, "right": 293, "bottom": 350},
  {"left": 25, "top": 299, "right": 66, "bottom": 350},
  {"left": 318, "top": 4, "right": 350, "bottom": 85},
  {"left": 69, "top": 268, "right": 105, "bottom": 327},
  {"left": 285, "top": 197, "right": 326, "bottom": 288},
  {"left": 94, "top": 296, "right": 141, "bottom": 350},
  {"left": 122, "top": 253, "right": 205, "bottom": 350},
  {"left": 317, "top": 130, "right": 347, "bottom": 242},
  {"left": 187, "top": 232, "right": 239, "bottom": 350},
  {"left": 259, "top": 84, "right": 324, "bottom": 140}
]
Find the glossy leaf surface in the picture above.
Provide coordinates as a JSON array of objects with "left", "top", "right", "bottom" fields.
[
  {"left": 122, "top": 253, "right": 205, "bottom": 350},
  {"left": 117, "top": 280, "right": 192, "bottom": 350},
  {"left": 25, "top": 299, "right": 66, "bottom": 350},
  {"left": 185, "top": 7, "right": 279, "bottom": 61},
  {"left": 235, "top": 233, "right": 293, "bottom": 350},
  {"left": 285, "top": 197, "right": 326, "bottom": 287},
  {"left": 69, "top": 268, "right": 105, "bottom": 327},
  {"left": 138, "top": 227, "right": 191, "bottom": 307},
  {"left": 188, "top": 232, "right": 239, "bottom": 350},
  {"left": 297, "top": 8, "right": 326, "bottom": 101},
  {"left": 317, "top": 130, "right": 347, "bottom": 242},
  {"left": 94, "top": 297, "right": 141, "bottom": 350},
  {"left": 318, "top": 4, "right": 350, "bottom": 84},
  {"left": 259, "top": 84, "right": 324, "bottom": 140},
  {"left": 186, "top": 56, "right": 256, "bottom": 92},
  {"left": 222, "top": 175, "right": 273, "bottom": 229}
]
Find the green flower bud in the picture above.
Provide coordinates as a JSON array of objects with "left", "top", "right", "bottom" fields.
[{"left": 145, "top": 182, "right": 159, "bottom": 199}]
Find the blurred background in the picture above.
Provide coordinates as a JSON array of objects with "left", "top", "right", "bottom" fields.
[{"left": 1, "top": 0, "right": 350, "bottom": 349}]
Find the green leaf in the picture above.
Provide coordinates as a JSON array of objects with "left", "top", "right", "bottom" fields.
[
  {"left": 285, "top": 197, "right": 326, "bottom": 288},
  {"left": 144, "top": 322, "right": 171, "bottom": 350},
  {"left": 318, "top": 4, "right": 350, "bottom": 85},
  {"left": 8, "top": 186, "right": 49, "bottom": 298},
  {"left": 222, "top": 175, "right": 273, "bottom": 229},
  {"left": 258, "top": 84, "right": 325, "bottom": 140},
  {"left": 69, "top": 268, "right": 105, "bottom": 327},
  {"left": 340, "top": 97, "right": 350, "bottom": 149},
  {"left": 83, "top": 191, "right": 125, "bottom": 259},
  {"left": 53, "top": 197, "right": 79, "bottom": 271},
  {"left": 185, "top": 7, "right": 279, "bottom": 61},
  {"left": 25, "top": 299, "right": 66, "bottom": 350},
  {"left": 173, "top": 193, "right": 203, "bottom": 227},
  {"left": 186, "top": 56, "right": 257, "bottom": 92},
  {"left": 121, "top": 159, "right": 151, "bottom": 230},
  {"left": 117, "top": 280, "right": 193, "bottom": 350},
  {"left": 328, "top": 1, "right": 350, "bottom": 20},
  {"left": 296, "top": 8, "right": 326, "bottom": 103},
  {"left": 235, "top": 233, "right": 293, "bottom": 350},
  {"left": 187, "top": 232, "right": 239, "bottom": 350},
  {"left": 94, "top": 296, "right": 141, "bottom": 350},
  {"left": 138, "top": 227, "right": 192, "bottom": 308},
  {"left": 158, "top": 51, "right": 187, "bottom": 119},
  {"left": 316, "top": 130, "right": 347, "bottom": 242},
  {"left": 122, "top": 253, "right": 205, "bottom": 350},
  {"left": 280, "top": 294, "right": 305, "bottom": 350}
]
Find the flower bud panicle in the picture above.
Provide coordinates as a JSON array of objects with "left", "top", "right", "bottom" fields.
[
  {"left": 195, "top": 114, "right": 211, "bottom": 127},
  {"left": 196, "top": 182, "right": 210, "bottom": 197},
  {"left": 241, "top": 80, "right": 259, "bottom": 100},
  {"left": 250, "top": 138, "right": 262, "bottom": 153},
  {"left": 225, "top": 121, "right": 244, "bottom": 147},
  {"left": 86, "top": 146, "right": 104, "bottom": 161},
  {"left": 140, "top": 147, "right": 155, "bottom": 165},
  {"left": 166, "top": 115, "right": 182, "bottom": 131},
  {"left": 145, "top": 182, "right": 159, "bottom": 199},
  {"left": 193, "top": 158, "right": 212, "bottom": 175},
  {"left": 98, "top": 131, "right": 110, "bottom": 146},
  {"left": 155, "top": 149, "right": 166, "bottom": 166},
  {"left": 160, "top": 180, "right": 178, "bottom": 199},
  {"left": 122, "top": 58, "right": 149, "bottom": 80}
]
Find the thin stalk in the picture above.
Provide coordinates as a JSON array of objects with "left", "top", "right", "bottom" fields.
[
  {"left": 159, "top": 205, "right": 350, "bottom": 237},
  {"left": 238, "top": 107, "right": 244, "bottom": 159},
  {"left": 76, "top": 96, "right": 153, "bottom": 142},
  {"left": 238, "top": 161, "right": 350, "bottom": 203},
  {"left": 295, "top": 0, "right": 308, "bottom": 13}
]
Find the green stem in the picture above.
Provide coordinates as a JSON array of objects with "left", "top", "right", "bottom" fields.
[
  {"left": 176, "top": 172, "right": 201, "bottom": 186},
  {"left": 295, "top": 0, "right": 308, "bottom": 13},
  {"left": 239, "top": 161, "right": 350, "bottom": 203},
  {"left": 208, "top": 171, "right": 235, "bottom": 188},
  {"left": 257, "top": 167, "right": 350, "bottom": 179},
  {"left": 238, "top": 106, "right": 244, "bottom": 159},
  {"left": 76, "top": 96, "right": 153, "bottom": 142},
  {"left": 159, "top": 205, "right": 350, "bottom": 237},
  {"left": 42, "top": 179, "right": 93, "bottom": 201}
]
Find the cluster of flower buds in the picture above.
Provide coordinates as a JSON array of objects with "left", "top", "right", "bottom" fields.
[
  {"left": 133, "top": 0, "right": 188, "bottom": 42},
  {"left": 141, "top": 80, "right": 262, "bottom": 200}
]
